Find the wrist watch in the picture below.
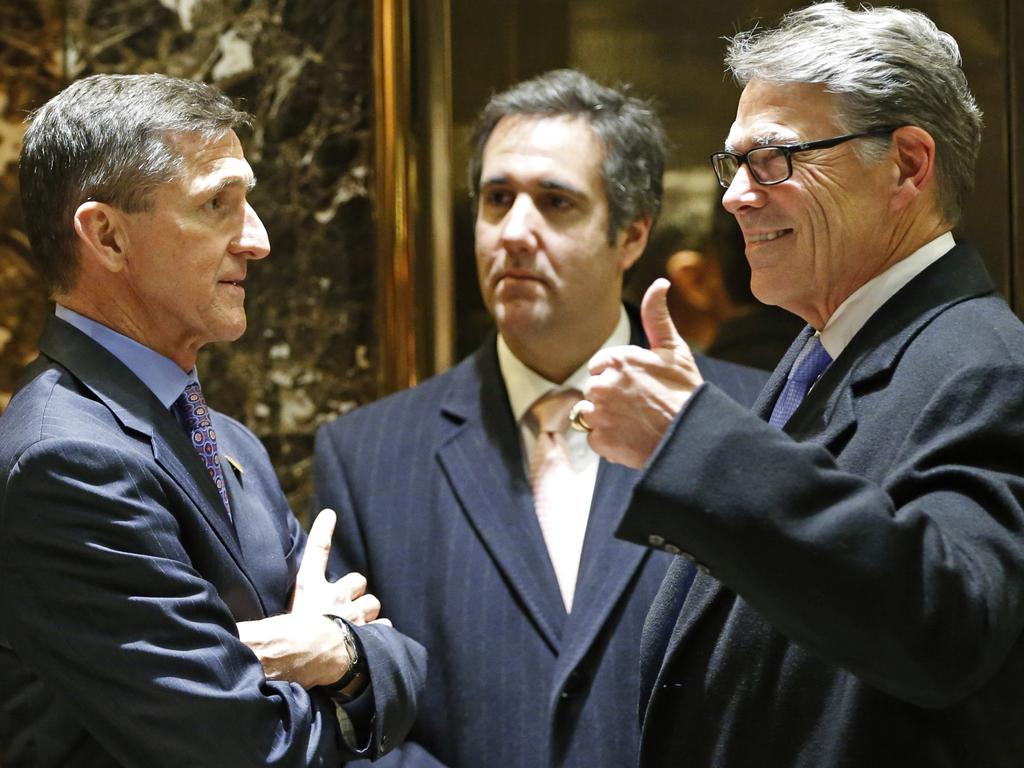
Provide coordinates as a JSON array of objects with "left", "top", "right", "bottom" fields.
[{"left": 324, "top": 614, "right": 366, "bottom": 692}]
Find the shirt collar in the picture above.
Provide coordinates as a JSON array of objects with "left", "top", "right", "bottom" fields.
[
  {"left": 498, "top": 306, "right": 632, "bottom": 424},
  {"left": 55, "top": 305, "right": 196, "bottom": 409},
  {"left": 820, "top": 231, "right": 955, "bottom": 360}
]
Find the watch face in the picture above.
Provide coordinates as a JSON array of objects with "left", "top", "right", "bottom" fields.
[{"left": 344, "top": 628, "right": 358, "bottom": 667}]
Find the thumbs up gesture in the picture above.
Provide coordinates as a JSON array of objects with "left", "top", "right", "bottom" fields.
[{"left": 582, "top": 279, "right": 703, "bottom": 468}]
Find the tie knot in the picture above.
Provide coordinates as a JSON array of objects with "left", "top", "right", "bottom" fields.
[
  {"left": 529, "top": 389, "right": 581, "bottom": 434},
  {"left": 790, "top": 335, "right": 832, "bottom": 385},
  {"left": 175, "top": 381, "right": 212, "bottom": 430}
]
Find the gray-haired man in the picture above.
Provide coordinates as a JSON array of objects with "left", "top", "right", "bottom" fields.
[
  {"left": 0, "top": 73, "right": 424, "bottom": 767},
  {"left": 579, "top": 4, "right": 1024, "bottom": 766}
]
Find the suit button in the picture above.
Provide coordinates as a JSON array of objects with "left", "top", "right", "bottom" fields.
[
  {"left": 648, "top": 534, "right": 665, "bottom": 547},
  {"left": 561, "top": 671, "right": 588, "bottom": 699},
  {"left": 696, "top": 563, "right": 711, "bottom": 575},
  {"left": 678, "top": 550, "right": 696, "bottom": 563}
]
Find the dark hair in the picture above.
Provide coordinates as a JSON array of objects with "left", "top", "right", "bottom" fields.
[
  {"left": 468, "top": 68, "right": 665, "bottom": 243},
  {"left": 725, "top": 2, "right": 982, "bottom": 224},
  {"left": 20, "top": 73, "right": 251, "bottom": 293}
]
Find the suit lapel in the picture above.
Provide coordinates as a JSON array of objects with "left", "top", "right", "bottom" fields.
[
  {"left": 38, "top": 317, "right": 256, "bottom": 597},
  {"left": 436, "top": 340, "right": 566, "bottom": 651},
  {"left": 551, "top": 309, "right": 652, "bottom": 688},
  {"left": 221, "top": 452, "right": 291, "bottom": 616},
  {"left": 552, "top": 458, "right": 648, "bottom": 695}
]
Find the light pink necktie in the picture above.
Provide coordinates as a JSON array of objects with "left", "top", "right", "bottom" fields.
[{"left": 528, "top": 389, "right": 585, "bottom": 612}]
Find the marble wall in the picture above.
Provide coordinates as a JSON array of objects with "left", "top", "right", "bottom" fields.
[
  {"left": 0, "top": 0, "right": 379, "bottom": 516},
  {"left": 0, "top": 1, "right": 60, "bottom": 412}
]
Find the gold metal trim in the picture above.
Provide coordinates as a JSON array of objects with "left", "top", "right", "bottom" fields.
[
  {"left": 424, "top": 0, "right": 455, "bottom": 373},
  {"left": 373, "top": 0, "right": 417, "bottom": 393}
]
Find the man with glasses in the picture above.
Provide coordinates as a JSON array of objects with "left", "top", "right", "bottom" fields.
[{"left": 575, "top": 3, "right": 1024, "bottom": 766}]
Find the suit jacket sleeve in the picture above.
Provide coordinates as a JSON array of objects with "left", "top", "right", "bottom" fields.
[
  {"left": 0, "top": 433, "right": 415, "bottom": 767},
  {"left": 617, "top": 361, "right": 1024, "bottom": 709},
  {"left": 313, "top": 423, "right": 450, "bottom": 768}
]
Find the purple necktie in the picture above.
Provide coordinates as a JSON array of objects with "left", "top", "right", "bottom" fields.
[
  {"left": 768, "top": 335, "right": 833, "bottom": 428},
  {"left": 174, "top": 382, "right": 232, "bottom": 516}
]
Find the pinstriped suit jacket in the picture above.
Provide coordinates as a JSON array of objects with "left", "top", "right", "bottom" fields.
[
  {"left": 0, "top": 316, "right": 425, "bottom": 767},
  {"left": 312, "top": 310, "right": 766, "bottom": 768}
]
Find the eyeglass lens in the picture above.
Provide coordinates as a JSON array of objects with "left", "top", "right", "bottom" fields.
[{"left": 715, "top": 147, "right": 791, "bottom": 186}]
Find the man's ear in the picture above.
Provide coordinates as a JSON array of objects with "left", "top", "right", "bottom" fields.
[
  {"left": 889, "top": 125, "right": 937, "bottom": 213},
  {"left": 73, "top": 202, "right": 130, "bottom": 274},
  {"left": 618, "top": 216, "right": 652, "bottom": 271},
  {"left": 665, "top": 250, "right": 722, "bottom": 312}
]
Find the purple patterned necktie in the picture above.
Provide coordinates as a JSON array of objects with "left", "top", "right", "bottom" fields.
[
  {"left": 174, "top": 381, "right": 232, "bottom": 516},
  {"left": 768, "top": 335, "right": 833, "bottom": 428}
]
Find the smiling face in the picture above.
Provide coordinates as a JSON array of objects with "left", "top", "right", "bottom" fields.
[
  {"left": 474, "top": 115, "right": 646, "bottom": 380},
  {"left": 721, "top": 80, "right": 897, "bottom": 328},
  {"left": 116, "top": 130, "right": 269, "bottom": 366}
]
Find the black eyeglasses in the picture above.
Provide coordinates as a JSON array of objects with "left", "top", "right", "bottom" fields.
[{"left": 709, "top": 127, "right": 899, "bottom": 189}]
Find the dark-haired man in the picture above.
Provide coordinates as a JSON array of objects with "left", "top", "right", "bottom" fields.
[
  {"left": 312, "top": 69, "right": 765, "bottom": 768},
  {"left": 0, "top": 73, "right": 424, "bottom": 767}
]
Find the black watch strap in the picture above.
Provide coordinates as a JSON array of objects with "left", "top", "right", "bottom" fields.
[{"left": 323, "top": 614, "right": 366, "bottom": 693}]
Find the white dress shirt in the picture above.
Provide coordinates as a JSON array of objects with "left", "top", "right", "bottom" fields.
[
  {"left": 496, "top": 307, "right": 632, "bottom": 609},
  {"left": 819, "top": 231, "right": 955, "bottom": 359}
]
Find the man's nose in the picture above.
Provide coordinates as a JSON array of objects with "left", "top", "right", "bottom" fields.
[
  {"left": 499, "top": 194, "right": 538, "bottom": 251},
  {"left": 722, "top": 165, "right": 765, "bottom": 215},
  {"left": 232, "top": 202, "right": 271, "bottom": 260}
]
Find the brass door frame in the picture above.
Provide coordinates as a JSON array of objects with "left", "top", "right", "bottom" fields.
[{"left": 373, "top": 0, "right": 454, "bottom": 394}]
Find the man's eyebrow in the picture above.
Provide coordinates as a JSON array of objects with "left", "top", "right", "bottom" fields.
[
  {"left": 538, "top": 179, "right": 584, "bottom": 197},
  {"left": 479, "top": 175, "right": 510, "bottom": 188},
  {"left": 198, "top": 173, "right": 257, "bottom": 197},
  {"left": 724, "top": 130, "right": 792, "bottom": 153},
  {"left": 479, "top": 176, "right": 584, "bottom": 198}
]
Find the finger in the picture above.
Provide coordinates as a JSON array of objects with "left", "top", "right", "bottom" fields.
[
  {"left": 589, "top": 344, "right": 643, "bottom": 376},
  {"left": 349, "top": 593, "right": 382, "bottom": 624},
  {"left": 297, "top": 508, "right": 337, "bottom": 585},
  {"left": 369, "top": 618, "right": 393, "bottom": 627},
  {"left": 333, "top": 571, "right": 368, "bottom": 600},
  {"left": 570, "top": 398, "right": 595, "bottom": 431},
  {"left": 641, "top": 278, "right": 686, "bottom": 355}
]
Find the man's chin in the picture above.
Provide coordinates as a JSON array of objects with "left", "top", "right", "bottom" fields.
[{"left": 494, "top": 304, "right": 552, "bottom": 341}]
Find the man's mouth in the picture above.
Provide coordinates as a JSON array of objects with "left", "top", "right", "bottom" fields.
[{"left": 747, "top": 229, "right": 792, "bottom": 243}]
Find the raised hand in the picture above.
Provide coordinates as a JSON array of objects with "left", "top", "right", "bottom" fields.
[
  {"left": 582, "top": 279, "right": 703, "bottom": 468},
  {"left": 290, "top": 509, "right": 384, "bottom": 626},
  {"left": 237, "top": 509, "right": 387, "bottom": 690}
]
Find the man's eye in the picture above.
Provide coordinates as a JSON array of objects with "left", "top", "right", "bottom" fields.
[
  {"left": 483, "top": 190, "right": 512, "bottom": 207},
  {"left": 545, "top": 194, "right": 572, "bottom": 211},
  {"left": 203, "top": 195, "right": 223, "bottom": 212}
]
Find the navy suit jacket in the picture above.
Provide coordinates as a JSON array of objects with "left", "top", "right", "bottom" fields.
[
  {"left": 618, "top": 242, "right": 1024, "bottom": 767},
  {"left": 312, "top": 312, "right": 766, "bottom": 768},
  {"left": 0, "top": 316, "right": 426, "bottom": 768}
]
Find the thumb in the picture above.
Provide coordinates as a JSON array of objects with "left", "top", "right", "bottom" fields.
[
  {"left": 297, "top": 508, "right": 337, "bottom": 585},
  {"left": 641, "top": 278, "right": 686, "bottom": 355}
]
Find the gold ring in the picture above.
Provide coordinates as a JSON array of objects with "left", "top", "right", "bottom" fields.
[{"left": 569, "top": 400, "right": 593, "bottom": 433}]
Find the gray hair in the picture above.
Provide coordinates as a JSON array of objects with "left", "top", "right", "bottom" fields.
[
  {"left": 725, "top": 2, "right": 982, "bottom": 225},
  {"left": 468, "top": 69, "right": 666, "bottom": 243},
  {"left": 20, "top": 73, "right": 251, "bottom": 294}
]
